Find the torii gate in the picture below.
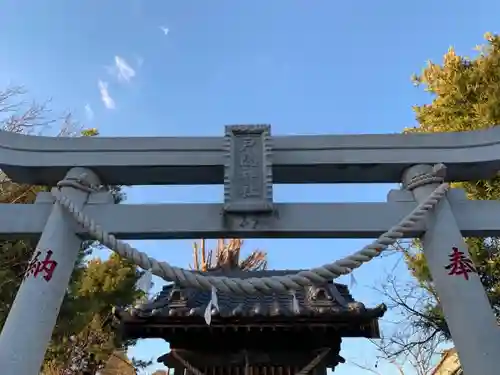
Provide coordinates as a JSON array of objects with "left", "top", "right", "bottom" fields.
[{"left": 0, "top": 125, "right": 499, "bottom": 375}]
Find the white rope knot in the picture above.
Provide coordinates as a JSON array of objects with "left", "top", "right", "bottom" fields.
[
  {"left": 405, "top": 163, "right": 446, "bottom": 190},
  {"left": 56, "top": 174, "right": 98, "bottom": 193}
]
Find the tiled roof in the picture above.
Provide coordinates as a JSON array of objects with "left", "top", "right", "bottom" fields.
[{"left": 125, "top": 270, "right": 387, "bottom": 320}]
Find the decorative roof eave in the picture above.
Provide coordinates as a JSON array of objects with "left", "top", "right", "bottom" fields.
[
  {"left": 123, "top": 270, "right": 358, "bottom": 317},
  {"left": 112, "top": 303, "right": 387, "bottom": 325},
  {"left": 112, "top": 270, "right": 386, "bottom": 340}
]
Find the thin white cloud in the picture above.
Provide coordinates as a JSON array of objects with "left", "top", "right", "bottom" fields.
[
  {"left": 160, "top": 26, "right": 169, "bottom": 36},
  {"left": 136, "top": 56, "right": 144, "bottom": 68},
  {"left": 84, "top": 104, "right": 94, "bottom": 121},
  {"left": 112, "top": 56, "right": 136, "bottom": 82},
  {"left": 98, "top": 80, "right": 115, "bottom": 109}
]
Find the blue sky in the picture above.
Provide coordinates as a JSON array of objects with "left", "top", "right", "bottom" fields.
[{"left": 0, "top": 1, "right": 498, "bottom": 374}]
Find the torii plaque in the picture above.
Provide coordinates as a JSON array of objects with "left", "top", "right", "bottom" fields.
[{"left": 223, "top": 125, "right": 273, "bottom": 213}]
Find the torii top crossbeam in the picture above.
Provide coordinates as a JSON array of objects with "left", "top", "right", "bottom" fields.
[
  {"left": 1, "top": 125, "right": 500, "bottom": 240},
  {"left": 1, "top": 125, "right": 500, "bottom": 186}
]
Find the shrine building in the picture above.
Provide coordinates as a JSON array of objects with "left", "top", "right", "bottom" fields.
[{"left": 113, "top": 270, "right": 387, "bottom": 374}]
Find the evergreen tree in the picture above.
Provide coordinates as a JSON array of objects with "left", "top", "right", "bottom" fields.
[
  {"left": 0, "top": 86, "right": 143, "bottom": 374},
  {"left": 382, "top": 33, "right": 500, "bottom": 369}
]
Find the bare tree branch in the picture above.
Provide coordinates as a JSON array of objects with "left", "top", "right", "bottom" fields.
[
  {"left": 369, "top": 260, "right": 445, "bottom": 375},
  {"left": 0, "top": 84, "right": 84, "bottom": 136},
  {"left": 347, "top": 358, "right": 407, "bottom": 375},
  {"left": 347, "top": 360, "right": 382, "bottom": 375}
]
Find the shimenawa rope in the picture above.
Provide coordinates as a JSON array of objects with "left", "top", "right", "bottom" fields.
[{"left": 52, "top": 164, "right": 448, "bottom": 295}]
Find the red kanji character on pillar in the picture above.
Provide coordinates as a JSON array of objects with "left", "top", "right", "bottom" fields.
[
  {"left": 24, "top": 249, "right": 58, "bottom": 282},
  {"left": 24, "top": 250, "right": 42, "bottom": 279},
  {"left": 445, "top": 247, "right": 477, "bottom": 280}
]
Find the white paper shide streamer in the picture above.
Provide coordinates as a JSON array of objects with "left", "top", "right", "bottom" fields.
[
  {"left": 290, "top": 290, "right": 300, "bottom": 313},
  {"left": 349, "top": 272, "right": 358, "bottom": 288},
  {"left": 136, "top": 268, "right": 153, "bottom": 294},
  {"left": 204, "top": 286, "right": 219, "bottom": 325}
]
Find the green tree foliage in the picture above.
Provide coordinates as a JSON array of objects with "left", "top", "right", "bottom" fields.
[
  {"left": 384, "top": 33, "right": 500, "bottom": 365},
  {"left": 43, "top": 254, "right": 143, "bottom": 372},
  {"left": 0, "top": 86, "right": 142, "bottom": 374}
]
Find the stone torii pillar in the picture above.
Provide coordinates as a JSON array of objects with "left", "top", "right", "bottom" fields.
[
  {"left": 0, "top": 168, "right": 100, "bottom": 375},
  {"left": 403, "top": 164, "right": 500, "bottom": 375}
]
